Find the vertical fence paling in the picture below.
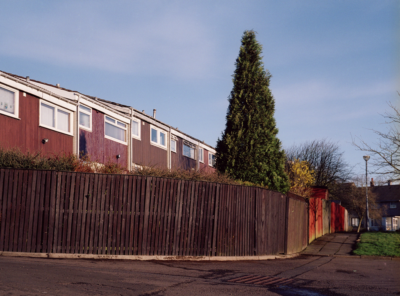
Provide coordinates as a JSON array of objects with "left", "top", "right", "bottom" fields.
[{"left": 0, "top": 169, "right": 311, "bottom": 256}]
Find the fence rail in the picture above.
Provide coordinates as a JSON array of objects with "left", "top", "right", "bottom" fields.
[{"left": 0, "top": 169, "right": 308, "bottom": 256}]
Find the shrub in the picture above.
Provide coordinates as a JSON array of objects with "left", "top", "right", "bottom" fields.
[
  {"left": 0, "top": 146, "right": 267, "bottom": 188},
  {"left": 131, "top": 166, "right": 268, "bottom": 188}
]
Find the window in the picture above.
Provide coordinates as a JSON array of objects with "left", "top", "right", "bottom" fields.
[
  {"left": 150, "top": 125, "right": 167, "bottom": 149},
  {"left": 390, "top": 202, "right": 397, "bottom": 209},
  {"left": 171, "top": 139, "right": 177, "bottom": 153},
  {"left": 208, "top": 153, "right": 216, "bottom": 167},
  {"left": 0, "top": 84, "right": 19, "bottom": 118},
  {"left": 351, "top": 218, "right": 359, "bottom": 227},
  {"left": 40, "top": 101, "right": 72, "bottom": 135},
  {"left": 132, "top": 118, "right": 141, "bottom": 140},
  {"left": 199, "top": 148, "right": 204, "bottom": 163},
  {"left": 386, "top": 217, "right": 392, "bottom": 231},
  {"left": 79, "top": 105, "right": 92, "bottom": 131},
  {"left": 183, "top": 142, "right": 195, "bottom": 159},
  {"left": 105, "top": 115, "right": 127, "bottom": 144}
]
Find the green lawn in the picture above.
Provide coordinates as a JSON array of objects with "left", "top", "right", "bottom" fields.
[{"left": 353, "top": 232, "right": 400, "bottom": 257}]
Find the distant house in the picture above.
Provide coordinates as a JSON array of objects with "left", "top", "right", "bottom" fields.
[
  {"left": 340, "top": 180, "right": 400, "bottom": 231},
  {"left": 370, "top": 181, "right": 400, "bottom": 231},
  {"left": 0, "top": 70, "right": 216, "bottom": 172}
]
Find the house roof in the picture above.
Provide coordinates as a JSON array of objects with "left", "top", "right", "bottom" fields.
[
  {"left": 371, "top": 184, "right": 400, "bottom": 203},
  {"left": 0, "top": 70, "right": 216, "bottom": 152}
]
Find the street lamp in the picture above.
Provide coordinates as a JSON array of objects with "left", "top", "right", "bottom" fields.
[{"left": 363, "top": 155, "right": 370, "bottom": 231}]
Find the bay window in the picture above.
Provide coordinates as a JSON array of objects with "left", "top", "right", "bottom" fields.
[
  {"left": 183, "top": 141, "right": 195, "bottom": 159},
  {"left": 171, "top": 139, "right": 177, "bottom": 152},
  {"left": 150, "top": 125, "right": 167, "bottom": 149},
  {"left": 40, "top": 100, "right": 72, "bottom": 135},
  {"left": 0, "top": 84, "right": 19, "bottom": 118},
  {"left": 79, "top": 105, "right": 92, "bottom": 131},
  {"left": 132, "top": 118, "right": 141, "bottom": 140},
  {"left": 199, "top": 148, "right": 204, "bottom": 163},
  {"left": 208, "top": 153, "right": 216, "bottom": 167},
  {"left": 105, "top": 115, "right": 127, "bottom": 144}
]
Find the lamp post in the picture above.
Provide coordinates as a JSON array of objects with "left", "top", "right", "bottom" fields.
[{"left": 363, "top": 155, "right": 370, "bottom": 231}]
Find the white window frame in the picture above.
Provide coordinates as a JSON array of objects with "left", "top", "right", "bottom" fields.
[
  {"left": 171, "top": 139, "right": 177, "bottom": 153},
  {"left": 104, "top": 115, "right": 127, "bottom": 145},
  {"left": 208, "top": 152, "right": 216, "bottom": 167},
  {"left": 0, "top": 83, "right": 19, "bottom": 119},
  {"left": 199, "top": 148, "right": 204, "bottom": 163},
  {"left": 39, "top": 100, "right": 73, "bottom": 136},
  {"left": 390, "top": 202, "right": 397, "bottom": 209},
  {"left": 150, "top": 125, "right": 167, "bottom": 150},
  {"left": 131, "top": 117, "right": 141, "bottom": 140},
  {"left": 183, "top": 142, "right": 195, "bottom": 159},
  {"left": 78, "top": 104, "right": 92, "bottom": 132}
]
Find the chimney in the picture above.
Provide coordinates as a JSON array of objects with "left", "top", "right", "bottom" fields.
[
  {"left": 388, "top": 180, "right": 392, "bottom": 186},
  {"left": 26, "top": 76, "right": 30, "bottom": 82},
  {"left": 56, "top": 83, "right": 60, "bottom": 88},
  {"left": 370, "top": 178, "right": 374, "bottom": 187},
  {"left": 153, "top": 109, "right": 156, "bottom": 119}
]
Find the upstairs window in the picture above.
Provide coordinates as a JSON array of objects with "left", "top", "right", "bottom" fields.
[
  {"left": 390, "top": 202, "right": 397, "bottom": 209},
  {"left": 79, "top": 105, "right": 92, "bottom": 131},
  {"left": 0, "top": 84, "right": 19, "bottom": 118},
  {"left": 199, "top": 148, "right": 204, "bottom": 163},
  {"left": 208, "top": 153, "right": 216, "bottom": 167},
  {"left": 132, "top": 118, "right": 141, "bottom": 140},
  {"left": 183, "top": 141, "right": 195, "bottom": 159},
  {"left": 171, "top": 139, "right": 177, "bottom": 152},
  {"left": 150, "top": 125, "right": 167, "bottom": 149},
  {"left": 40, "top": 101, "right": 72, "bottom": 135},
  {"left": 105, "top": 115, "right": 127, "bottom": 144}
]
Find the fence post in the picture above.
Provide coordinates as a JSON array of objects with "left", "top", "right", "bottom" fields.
[
  {"left": 284, "top": 195, "right": 289, "bottom": 254},
  {"left": 211, "top": 184, "right": 220, "bottom": 257}
]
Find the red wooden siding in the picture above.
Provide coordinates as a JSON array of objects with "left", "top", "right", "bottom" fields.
[
  {"left": 171, "top": 137, "right": 196, "bottom": 170},
  {"left": 0, "top": 92, "right": 73, "bottom": 155},
  {"left": 79, "top": 110, "right": 128, "bottom": 167},
  {"left": 131, "top": 121, "right": 167, "bottom": 169}
]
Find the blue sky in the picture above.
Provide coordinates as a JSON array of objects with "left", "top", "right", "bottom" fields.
[{"left": 1, "top": 0, "right": 398, "bottom": 178}]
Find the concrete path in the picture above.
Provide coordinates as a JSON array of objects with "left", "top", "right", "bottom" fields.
[{"left": 302, "top": 232, "right": 359, "bottom": 256}]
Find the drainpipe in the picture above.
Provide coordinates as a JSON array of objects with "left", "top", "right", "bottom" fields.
[
  {"left": 76, "top": 94, "right": 80, "bottom": 158},
  {"left": 168, "top": 127, "right": 171, "bottom": 170},
  {"left": 128, "top": 108, "right": 133, "bottom": 172}
]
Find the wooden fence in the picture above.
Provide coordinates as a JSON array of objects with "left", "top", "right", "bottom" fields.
[
  {"left": 0, "top": 169, "right": 307, "bottom": 256},
  {"left": 308, "top": 198, "right": 349, "bottom": 243}
]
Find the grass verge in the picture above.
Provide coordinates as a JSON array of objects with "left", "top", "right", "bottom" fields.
[{"left": 353, "top": 232, "right": 400, "bottom": 257}]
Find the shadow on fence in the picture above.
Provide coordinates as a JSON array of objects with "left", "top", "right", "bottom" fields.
[
  {"left": 308, "top": 197, "right": 349, "bottom": 244},
  {"left": 0, "top": 169, "right": 308, "bottom": 257}
]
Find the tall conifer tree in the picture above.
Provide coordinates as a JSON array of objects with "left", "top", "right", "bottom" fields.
[{"left": 215, "top": 30, "right": 289, "bottom": 193}]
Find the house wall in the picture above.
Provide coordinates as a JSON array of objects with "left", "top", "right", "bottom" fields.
[
  {"left": 199, "top": 148, "right": 216, "bottom": 173},
  {"left": 79, "top": 109, "right": 128, "bottom": 167},
  {"left": 379, "top": 201, "right": 400, "bottom": 217},
  {"left": 132, "top": 120, "right": 167, "bottom": 169},
  {"left": 0, "top": 92, "right": 73, "bottom": 155},
  {"left": 171, "top": 137, "right": 196, "bottom": 170}
]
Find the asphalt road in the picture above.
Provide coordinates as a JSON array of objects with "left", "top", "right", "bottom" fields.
[{"left": 0, "top": 255, "right": 399, "bottom": 296}]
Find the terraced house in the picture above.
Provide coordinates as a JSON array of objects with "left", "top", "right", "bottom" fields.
[{"left": 0, "top": 70, "right": 216, "bottom": 172}]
